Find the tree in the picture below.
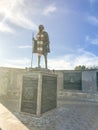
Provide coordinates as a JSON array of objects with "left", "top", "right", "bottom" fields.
[
  {"left": 74, "top": 65, "right": 86, "bottom": 70},
  {"left": 74, "top": 65, "right": 98, "bottom": 70}
]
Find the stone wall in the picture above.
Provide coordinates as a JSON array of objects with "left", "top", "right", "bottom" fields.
[
  {"left": 82, "top": 70, "right": 98, "bottom": 93},
  {"left": 0, "top": 68, "right": 9, "bottom": 95},
  {"left": 55, "top": 70, "right": 64, "bottom": 93},
  {"left": 56, "top": 70, "right": 98, "bottom": 94},
  {"left": 0, "top": 67, "right": 98, "bottom": 113},
  {"left": 0, "top": 67, "right": 25, "bottom": 97},
  {"left": 0, "top": 67, "right": 98, "bottom": 98}
]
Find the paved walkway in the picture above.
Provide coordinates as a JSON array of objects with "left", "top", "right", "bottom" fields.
[{"left": 0, "top": 103, "right": 28, "bottom": 130}]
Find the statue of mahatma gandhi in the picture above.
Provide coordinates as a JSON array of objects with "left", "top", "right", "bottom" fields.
[{"left": 32, "top": 25, "right": 50, "bottom": 69}]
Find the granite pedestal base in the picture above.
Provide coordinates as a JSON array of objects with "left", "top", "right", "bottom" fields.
[{"left": 20, "top": 71, "right": 57, "bottom": 117}]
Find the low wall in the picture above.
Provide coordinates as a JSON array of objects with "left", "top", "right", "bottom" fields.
[
  {"left": 0, "top": 67, "right": 25, "bottom": 97},
  {"left": 82, "top": 70, "right": 98, "bottom": 93},
  {"left": 0, "top": 68, "right": 98, "bottom": 101},
  {"left": 0, "top": 68, "right": 9, "bottom": 95}
]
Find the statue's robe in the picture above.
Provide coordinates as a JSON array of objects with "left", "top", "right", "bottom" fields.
[{"left": 33, "top": 31, "right": 50, "bottom": 56}]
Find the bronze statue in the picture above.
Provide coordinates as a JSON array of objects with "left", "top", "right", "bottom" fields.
[{"left": 32, "top": 25, "right": 50, "bottom": 69}]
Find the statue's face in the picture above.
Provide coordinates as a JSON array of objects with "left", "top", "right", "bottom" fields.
[{"left": 39, "top": 25, "right": 44, "bottom": 31}]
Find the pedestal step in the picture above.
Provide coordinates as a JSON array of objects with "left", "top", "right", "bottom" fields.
[{"left": 58, "top": 90, "right": 98, "bottom": 102}]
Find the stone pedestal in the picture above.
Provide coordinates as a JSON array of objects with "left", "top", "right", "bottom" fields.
[{"left": 20, "top": 71, "right": 57, "bottom": 116}]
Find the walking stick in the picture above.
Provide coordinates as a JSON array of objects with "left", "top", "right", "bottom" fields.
[{"left": 31, "top": 32, "right": 34, "bottom": 68}]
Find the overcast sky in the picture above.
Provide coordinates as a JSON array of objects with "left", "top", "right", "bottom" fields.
[{"left": 0, "top": 0, "right": 98, "bottom": 70}]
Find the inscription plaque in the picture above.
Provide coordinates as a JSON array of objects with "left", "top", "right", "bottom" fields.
[
  {"left": 21, "top": 76, "right": 38, "bottom": 114},
  {"left": 41, "top": 76, "right": 57, "bottom": 113},
  {"left": 64, "top": 72, "right": 82, "bottom": 90}
]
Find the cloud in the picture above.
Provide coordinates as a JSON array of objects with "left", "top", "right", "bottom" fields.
[
  {"left": 0, "top": 58, "right": 30, "bottom": 68},
  {"left": 48, "top": 49, "right": 98, "bottom": 70},
  {"left": 0, "top": 0, "right": 38, "bottom": 32},
  {"left": 1, "top": 49, "right": 98, "bottom": 70},
  {"left": 0, "top": 22, "right": 14, "bottom": 33},
  {"left": 8, "top": 13, "right": 37, "bottom": 30},
  {"left": 86, "top": 35, "right": 98, "bottom": 45},
  {"left": 42, "top": 5, "right": 57, "bottom": 16},
  {"left": 87, "top": 16, "right": 98, "bottom": 26},
  {"left": 0, "top": 0, "right": 58, "bottom": 33},
  {"left": 18, "top": 45, "right": 32, "bottom": 49}
]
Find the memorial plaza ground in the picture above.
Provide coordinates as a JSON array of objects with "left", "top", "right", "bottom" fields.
[{"left": 0, "top": 97, "right": 98, "bottom": 130}]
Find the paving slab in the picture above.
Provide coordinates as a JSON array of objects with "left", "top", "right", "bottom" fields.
[{"left": 0, "top": 103, "right": 29, "bottom": 130}]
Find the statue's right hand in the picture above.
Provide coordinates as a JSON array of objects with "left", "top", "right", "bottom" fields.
[{"left": 32, "top": 37, "right": 35, "bottom": 41}]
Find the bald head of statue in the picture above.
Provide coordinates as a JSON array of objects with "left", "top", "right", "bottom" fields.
[{"left": 39, "top": 25, "right": 44, "bottom": 31}]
